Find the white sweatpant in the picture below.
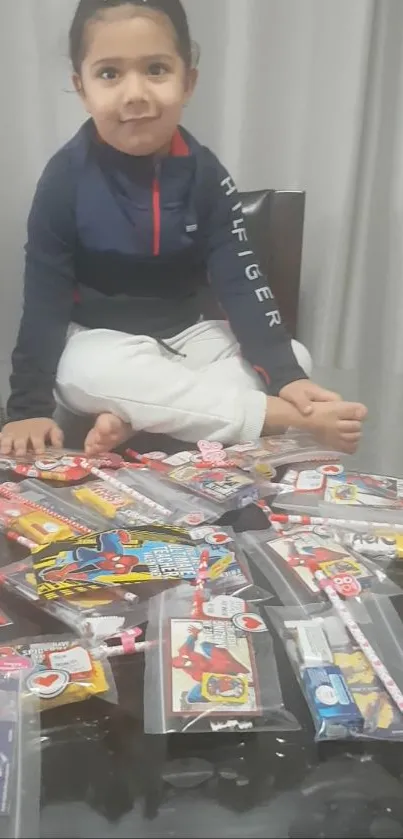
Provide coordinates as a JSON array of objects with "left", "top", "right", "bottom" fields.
[{"left": 56, "top": 321, "right": 311, "bottom": 445}]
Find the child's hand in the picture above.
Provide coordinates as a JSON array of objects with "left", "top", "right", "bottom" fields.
[
  {"left": 306, "top": 401, "right": 368, "bottom": 454},
  {"left": 280, "top": 380, "right": 341, "bottom": 416},
  {"left": 0, "top": 419, "right": 64, "bottom": 457}
]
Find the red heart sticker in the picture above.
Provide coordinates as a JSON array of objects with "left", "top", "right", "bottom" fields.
[
  {"left": 232, "top": 612, "right": 267, "bottom": 632},
  {"left": 36, "top": 673, "right": 59, "bottom": 688},
  {"left": 243, "top": 616, "right": 261, "bottom": 630},
  {"left": 319, "top": 464, "right": 343, "bottom": 475}
]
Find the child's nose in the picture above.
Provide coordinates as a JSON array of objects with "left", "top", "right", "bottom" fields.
[{"left": 122, "top": 71, "right": 150, "bottom": 107}]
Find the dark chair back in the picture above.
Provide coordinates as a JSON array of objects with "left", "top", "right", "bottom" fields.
[
  {"left": 241, "top": 190, "right": 305, "bottom": 337},
  {"left": 200, "top": 189, "right": 306, "bottom": 337}
]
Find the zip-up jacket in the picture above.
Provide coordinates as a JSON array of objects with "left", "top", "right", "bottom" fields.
[{"left": 7, "top": 121, "right": 306, "bottom": 420}]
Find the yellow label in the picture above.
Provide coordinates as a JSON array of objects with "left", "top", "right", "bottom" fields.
[
  {"left": 73, "top": 486, "right": 116, "bottom": 518},
  {"left": 200, "top": 672, "right": 248, "bottom": 704},
  {"left": 208, "top": 554, "right": 233, "bottom": 580},
  {"left": 16, "top": 512, "right": 74, "bottom": 545}
]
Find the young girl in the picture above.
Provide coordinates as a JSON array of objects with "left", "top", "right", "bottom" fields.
[{"left": 2, "top": 0, "right": 366, "bottom": 457}]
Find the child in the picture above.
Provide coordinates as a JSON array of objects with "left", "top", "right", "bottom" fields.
[{"left": 2, "top": 0, "right": 367, "bottom": 457}]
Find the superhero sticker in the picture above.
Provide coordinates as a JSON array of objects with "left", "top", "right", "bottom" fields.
[{"left": 32, "top": 526, "right": 250, "bottom": 601}]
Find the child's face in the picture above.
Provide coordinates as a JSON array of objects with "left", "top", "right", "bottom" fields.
[{"left": 74, "top": 6, "right": 197, "bottom": 156}]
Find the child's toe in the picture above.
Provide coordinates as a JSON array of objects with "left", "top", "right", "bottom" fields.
[{"left": 337, "top": 420, "right": 362, "bottom": 433}]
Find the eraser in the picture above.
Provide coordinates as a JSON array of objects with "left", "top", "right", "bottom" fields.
[
  {"left": 323, "top": 616, "right": 350, "bottom": 648},
  {"left": 302, "top": 665, "right": 364, "bottom": 731},
  {"left": 296, "top": 622, "right": 333, "bottom": 666}
]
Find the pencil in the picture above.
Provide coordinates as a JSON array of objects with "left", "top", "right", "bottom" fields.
[
  {"left": 270, "top": 513, "right": 403, "bottom": 533},
  {"left": 80, "top": 461, "right": 172, "bottom": 520}
]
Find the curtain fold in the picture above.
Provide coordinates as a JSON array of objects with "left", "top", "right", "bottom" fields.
[{"left": 1, "top": 0, "right": 403, "bottom": 469}]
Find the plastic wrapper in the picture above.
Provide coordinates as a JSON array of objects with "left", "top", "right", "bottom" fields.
[
  {"left": 0, "top": 635, "right": 117, "bottom": 711},
  {"left": 0, "top": 485, "right": 95, "bottom": 549},
  {"left": 0, "top": 450, "right": 123, "bottom": 482},
  {"left": 240, "top": 525, "right": 401, "bottom": 607},
  {"left": 224, "top": 431, "right": 341, "bottom": 475},
  {"left": 113, "top": 466, "right": 221, "bottom": 526},
  {"left": 72, "top": 478, "right": 174, "bottom": 526},
  {"left": 274, "top": 463, "right": 403, "bottom": 523},
  {"left": 0, "top": 670, "right": 40, "bottom": 838},
  {"left": 2, "top": 480, "right": 110, "bottom": 537},
  {"left": 336, "top": 527, "right": 403, "bottom": 560},
  {"left": 128, "top": 450, "right": 277, "bottom": 512},
  {"left": 0, "top": 558, "right": 143, "bottom": 642},
  {"left": 267, "top": 596, "right": 403, "bottom": 741},
  {"left": 144, "top": 584, "right": 299, "bottom": 734},
  {"left": 31, "top": 525, "right": 253, "bottom": 603},
  {"left": 270, "top": 513, "right": 403, "bottom": 561}
]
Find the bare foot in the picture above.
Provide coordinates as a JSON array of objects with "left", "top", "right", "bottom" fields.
[
  {"left": 85, "top": 413, "right": 132, "bottom": 456},
  {"left": 307, "top": 402, "right": 367, "bottom": 454}
]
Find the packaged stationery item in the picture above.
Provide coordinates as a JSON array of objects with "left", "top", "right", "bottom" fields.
[
  {"left": 112, "top": 467, "right": 220, "bottom": 526},
  {"left": 274, "top": 464, "right": 403, "bottom": 523},
  {"left": 0, "top": 450, "right": 123, "bottom": 483},
  {"left": 32, "top": 525, "right": 252, "bottom": 602},
  {"left": 271, "top": 513, "right": 403, "bottom": 561},
  {"left": 0, "top": 636, "right": 117, "bottom": 711},
  {"left": 225, "top": 431, "right": 341, "bottom": 475},
  {"left": 2, "top": 480, "right": 110, "bottom": 535},
  {"left": 240, "top": 525, "right": 400, "bottom": 607},
  {"left": 268, "top": 597, "right": 403, "bottom": 741},
  {"left": 72, "top": 480, "right": 167, "bottom": 526},
  {"left": 127, "top": 449, "right": 276, "bottom": 512},
  {"left": 0, "top": 489, "right": 79, "bottom": 548},
  {"left": 0, "top": 558, "right": 141, "bottom": 642},
  {"left": 0, "top": 670, "right": 40, "bottom": 838},
  {"left": 144, "top": 584, "right": 299, "bottom": 734}
]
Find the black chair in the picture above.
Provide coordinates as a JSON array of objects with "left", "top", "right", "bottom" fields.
[
  {"left": 57, "top": 189, "right": 307, "bottom": 449},
  {"left": 241, "top": 189, "right": 305, "bottom": 338}
]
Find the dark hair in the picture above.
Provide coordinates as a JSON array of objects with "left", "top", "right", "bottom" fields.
[{"left": 69, "top": 0, "right": 193, "bottom": 73}]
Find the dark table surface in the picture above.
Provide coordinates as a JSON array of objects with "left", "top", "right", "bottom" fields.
[{"left": 3, "top": 497, "right": 403, "bottom": 839}]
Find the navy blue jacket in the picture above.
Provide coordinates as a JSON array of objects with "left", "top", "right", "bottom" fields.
[{"left": 7, "top": 121, "right": 306, "bottom": 421}]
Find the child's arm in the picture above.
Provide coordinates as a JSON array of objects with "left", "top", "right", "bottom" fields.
[
  {"left": 202, "top": 152, "right": 340, "bottom": 413},
  {"left": 264, "top": 396, "right": 367, "bottom": 454},
  {"left": 2, "top": 150, "right": 76, "bottom": 454}
]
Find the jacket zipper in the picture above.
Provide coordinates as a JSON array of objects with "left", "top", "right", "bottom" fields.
[{"left": 152, "top": 162, "right": 161, "bottom": 256}]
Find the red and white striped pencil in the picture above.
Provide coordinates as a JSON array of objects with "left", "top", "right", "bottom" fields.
[
  {"left": 270, "top": 512, "right": 403, "bottom": 533},
  {"left": 191, "top": 549, "right": 210, "bottom": 619},
  {"left": 80, "top": 461, "right": 172, "bottom": 520}
]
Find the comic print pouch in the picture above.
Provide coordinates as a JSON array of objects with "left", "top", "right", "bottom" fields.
[{"left": 144, "top": 585, "right": 299, "bottom": 734}]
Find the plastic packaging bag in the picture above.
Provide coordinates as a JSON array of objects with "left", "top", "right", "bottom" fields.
[
  {"left": 144, "top": 584, "right": 299, "bottom": 734},
  {"left": 127, "top": 450, "right": 277, "bottom": 512},
  {"left": 240, "top": 525, "right": 401, "bottom": 607},
  {"left": 225, "top": 432, "right": 341, "bottom": 475},
  {"left": 274, "top": 463, "right": 403, "bottom": 524},
  {"left": 31, "top": 525, "right": 253, "bottom": 602},
  {"left": 113, "top": 466, "right": 221, "bottom": 526},
  {"left": 0, "top": 450, "right": 123, "bottom": 482},
  {"left": 267, "top": 596, "right": 403, "bottom": 741},
  {"left": 0, "top": 669, "right": 40, "bottom": 838},
  {"left": 0, "top": 558, "right": 143, "bottom": 642},
  {"left": 336, "top": 527, "right": 403, "bottom": 560},
  {"left": 0, "top": 480, "right": 110, "bottom": 540},
  {"left": 0, "top": 635, "right": 117, "bottom": 710},
  {"left": 269, "top": 512, "right": 403, "bottom": 561}
]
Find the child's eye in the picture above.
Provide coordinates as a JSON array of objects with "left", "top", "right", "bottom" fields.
[
  {"left": 98, "top": 67, "right": 119, "bottom": 81},
  {"left": 147, "top": 62, "right": 170, "bottom": 77}
]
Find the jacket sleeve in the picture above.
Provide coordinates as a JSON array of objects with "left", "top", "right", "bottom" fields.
[
  {"left": 203, "top": 151, "right": 307, "bottom": 394},
  {"left": 7, "top": 151, "right": 77, "bottom": 421}
]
